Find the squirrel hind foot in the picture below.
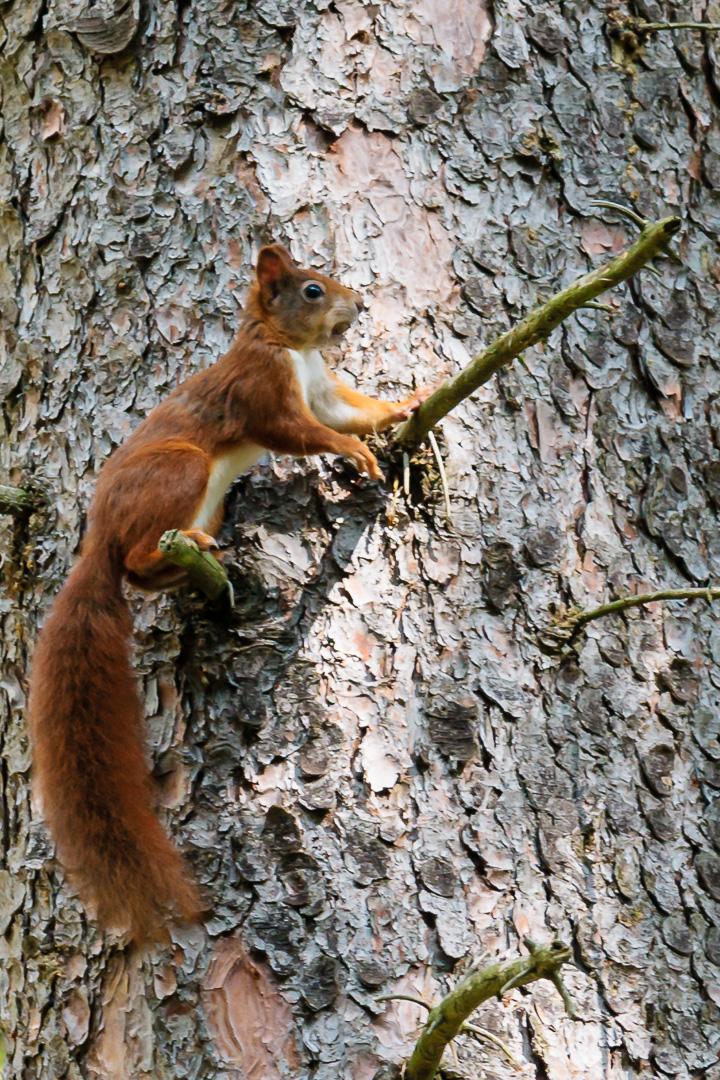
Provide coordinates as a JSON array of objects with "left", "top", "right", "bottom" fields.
[{"left": 181, "top": 528, "right": 220, "bottom": 551}]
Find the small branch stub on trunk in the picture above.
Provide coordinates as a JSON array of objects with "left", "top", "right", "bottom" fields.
[
  {"left": 0, "top": 485, "right": 35, "bottom": 516},
  {"left": 158, "top": 530, "right": 233, "bottom": 604}
]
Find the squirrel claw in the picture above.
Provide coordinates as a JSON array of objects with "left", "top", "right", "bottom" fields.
[
  {"left": 396, "top": 384, "right": 436, "bottom": 420},
  {"left": 182, "top": 528, "right": 220, "bottom": 552}
]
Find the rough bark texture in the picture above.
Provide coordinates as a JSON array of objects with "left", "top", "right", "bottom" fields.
[{"left": 1, "top": 1, "right": 719, "bottom": 1079}]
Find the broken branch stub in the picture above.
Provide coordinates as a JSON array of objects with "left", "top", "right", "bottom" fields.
[
  {"left": 0, "top": 485, "right": 35, "bottom": 516},
  {"left": 158, "top": 530, "right": 232, "bottom": 604}
]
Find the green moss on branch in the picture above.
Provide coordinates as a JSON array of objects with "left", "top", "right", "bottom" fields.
[
  {"left": 395, "top": 215, "right": 680, "bottom": 446},
  {"left": 404, "top": 939, "right": 574, "bottom": 1080},
  {"left": 0, "top": 485, "right": 34, "bottom": 516},
  {"left": 158, "top": 530, "right": 232, "bottom": 603}
]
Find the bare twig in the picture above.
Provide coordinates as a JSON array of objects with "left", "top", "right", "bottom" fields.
[
  {"left": 158, "top": 529, "right": 233, "bottom": 604},
  {"left": 580, "top": 301, "right": 615, "bottom": 313},
  {"left": 550, "top": 971, "right": 581, "bottom": 1021},
  {"left": 607, "top": 12, "right": 720, "bottom": 45},
  {"left": 641, "top": 20, "right": 720, "bottom": 32},
  {"left": 499, "top": 970, "right": 527, "bottom": 995},
  {"left": 590, "top": 199, "right": 647, "bottom": 228},
  {"left": 590, "top": 200, "right": 681, "bottom": 262},
  {"left": 395, "top": 214, "right": 680, "bottom": 446},
  {"left": 0, "top": 484, "right": 34, "bottom": 516},
  {"left": 554, "top": 587, "right": 720, "bottom": 638},
  {"left": 461, "top": 1022, "right": 521, "bottom": 1067},
  {"left": 376, "top": 993, "right": 433, "bottom": 1010},
  {"left": 403, "top": 939, "right": 575, "bottom": 1080},
  {"left": 427, "top": 431, "right": 451, "bottom": 523},
  {"left": 524, "top": 937, "right": 582, "bottom": 1022}
]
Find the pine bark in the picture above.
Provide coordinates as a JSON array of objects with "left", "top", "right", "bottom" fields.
[{"left": 1, "top": 1, "right": 719, "bottom": 1078}]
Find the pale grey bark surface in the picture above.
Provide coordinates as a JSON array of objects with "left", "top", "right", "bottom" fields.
[{"left": 1, "top": 1, "right": 719, "bottom": 1078}]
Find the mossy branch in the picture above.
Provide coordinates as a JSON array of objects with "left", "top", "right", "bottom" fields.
[
  {"left": 395, "top": 215, "right": 680, "bottom": 446},
  {"left": 0, "top": 485, "right": 34, "bottom": 516},
  {"left": 158, "top": 530, "right": 232, "bottom": 603},
  {"left": 392, "top": 938, "right": 575, "bottom": 1080},
  {"left": 551, "top": 587, "right": 720, "bottom": 642},
  {"left": 641, "top": 21, "right": 720, "bottom": 31}
]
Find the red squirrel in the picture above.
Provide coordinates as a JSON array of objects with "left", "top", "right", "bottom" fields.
[{"left": 29, "top": 244, "right": 428, "bottom": 942}]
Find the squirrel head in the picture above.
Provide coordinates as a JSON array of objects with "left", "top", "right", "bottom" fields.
[{"left": 248, "top": 244, "right": 364, "bottom": 349}]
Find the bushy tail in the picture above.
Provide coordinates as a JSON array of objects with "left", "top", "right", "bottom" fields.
[{"left": 29, "top": 543, "right": 202, "bottom": 942}]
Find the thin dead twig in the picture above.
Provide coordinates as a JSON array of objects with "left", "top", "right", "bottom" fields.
[
  {"left": 552, "top": 586, "right": 720, "bottom": 641},
  {"left": 376, "top": 993, "right": 433, "bottom": 1010},
  {"left": 461, "top": 1022, "right": 521, "bottom": 1068},
  {"left": 638, "top": 20, "right": 720, "bottom": 32},
  {"left": 427, "top": 431, "right": 451, "bottom": 524}
]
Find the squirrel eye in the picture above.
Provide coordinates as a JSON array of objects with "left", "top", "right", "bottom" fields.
[{"left": 302, "top": 282, "right": 325, "bottom": 301}]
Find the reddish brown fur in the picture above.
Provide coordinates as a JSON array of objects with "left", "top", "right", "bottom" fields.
[
  {"left": 29, "top": 541, "right": 202, "bottom": 942},
  {"left": 29, "top": 245, "right": 428, "bottom": 941}
]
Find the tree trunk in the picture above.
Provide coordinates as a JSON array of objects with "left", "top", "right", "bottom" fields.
[{"left": 1, "top": 1, "right": 719, "bottom": 1078}]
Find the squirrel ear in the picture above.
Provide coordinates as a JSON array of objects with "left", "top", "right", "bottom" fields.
[{"left": 256, "top": 245, "right": 293, "bottom": 297}]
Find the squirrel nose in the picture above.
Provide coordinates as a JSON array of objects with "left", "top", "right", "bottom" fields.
[{"left": 354, "top": 295, "right": 365, "bottom": 313}]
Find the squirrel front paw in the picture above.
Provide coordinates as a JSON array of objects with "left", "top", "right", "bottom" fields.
[
  {"left": 392, "top": 384, "right": 435, "bottom": 422},
  {"left": 347, "top": 440, "right": 383, "bottom": 481}
]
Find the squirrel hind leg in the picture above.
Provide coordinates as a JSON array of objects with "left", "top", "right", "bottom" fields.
[
  {"left": 117, "top": 442, "right": 216, "bottom": 589},
  {"left": 124, "top": 528, "right": 222, "bottom": 592},
  {"left": 125, "top": 544, "right": 188, "bottom": 587},
  {"left": 126, "top": 563, "right": 190, "bottom": 592}
]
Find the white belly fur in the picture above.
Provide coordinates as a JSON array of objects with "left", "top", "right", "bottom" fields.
[
  {"left": 287, "top": 347, "right": 357, "bottom": 428},
  {"left": 193, "top": 349, "right": 352, "bottom": 533},
  {"left": 287, "top": 347, "right": 326, "bottom": 403},
  {"left": 191, "top": 443, "right": 263, "bottom": 531}
]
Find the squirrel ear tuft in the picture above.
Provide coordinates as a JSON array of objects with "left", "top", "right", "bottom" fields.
[{"left": 256, "top": 245, "right": 294, "bottom": 296}]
